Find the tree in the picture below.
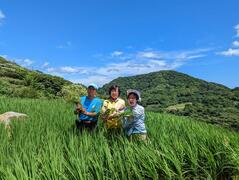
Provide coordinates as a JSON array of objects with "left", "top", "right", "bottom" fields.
[{"left": 60, "top": 84, "right": 87, "bottom": 103}]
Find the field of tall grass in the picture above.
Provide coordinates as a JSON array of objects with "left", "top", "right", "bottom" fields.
[{"left": 0, "top": 96, "right": 239, "bottom": 179}]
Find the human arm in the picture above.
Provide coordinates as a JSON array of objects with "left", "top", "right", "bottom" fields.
[
  {"left": 107, "top": 100, "right": 126, "bottom": 119},
  {"left": 81, "top": 99, "right": 102, "bottom": 117},
  {"left": 81, "top": 108, "right": 97, "bottom": 117},
  {"left": 74, "top": 102, "right": 82, "bottom": 114},
  {"left": 100, "top": 100, "right": 108, "bottom": 121}
]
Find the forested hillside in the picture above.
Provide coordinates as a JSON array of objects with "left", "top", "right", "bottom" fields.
[
  {"left": 99, "top": 71, "right": 239, "bottom": 131},
  {"left": 0, "top": 56, "right": 85, "bottom": 98},
  {"left": 1, "top": 56, "right": 239, "bottom": 131}
]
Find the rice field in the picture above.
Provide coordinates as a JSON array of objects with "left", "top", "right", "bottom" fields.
[{"left": 0, "top": 96, "right": 239, "bottom": 179}]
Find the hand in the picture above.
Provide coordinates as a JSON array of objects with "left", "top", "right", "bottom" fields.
[
  {"left": 74, "top": 103, "right": 82, "bottom": 114},
  {"left": 101, "top": 115, "right": 107, "bottom": 121},
  {"left": 74, "top": 110, "right": 79, "bottom": 115},
  {"left": 81, "top": 108, "right": 86, "bottom": 114},
  {"left": 76, "top": 104, "right": 82, "bottom": 110},
  {"left": 125, "top": 115, "right": 134, "bottom": 121},
  {"left": 108, "top": 111, "right": 117, "bottom": 119},
  {"left": 74, "top": 108, "right": 81, "bottom": 114},
  {"left": 107, "top": 114, "right": 114, "bottom": 120},
  {"left": 118, "top": 105, "right": 125, "bottom": 111}
]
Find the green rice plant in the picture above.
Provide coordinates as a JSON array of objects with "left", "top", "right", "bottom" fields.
[{"left": 0, "top": 96, "right": 239, "bottom": 179}]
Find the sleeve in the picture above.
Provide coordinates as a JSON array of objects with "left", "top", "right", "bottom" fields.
[
  {"left": 134, "top": 106, "right": 145, "bottom": 122},
  {"left": 121, "top": 100, "right": 126, "bottom": 110},
  {"left": 122, "top": 116, "right": 128, "bottom": 128},
  {"left": 101, "top": 100, "right": 108, "bottom": 114},
  {"left": 115, "top": 99, "right": 126, "bottom": 115},
  {"left": 80, "top": 96, "right": 85, "bottom": 106},
  {"left": 93, "top": 99, "right": 103, "bottom": 115},
  {"left": 122, "top": 100, "right": 126, "bottom": 107},
  {"left": 122, "top": 110, "right": 134, "bottom": 130},
  {"left": 141, "top": 108, "right": 145, "bottom": 122}
]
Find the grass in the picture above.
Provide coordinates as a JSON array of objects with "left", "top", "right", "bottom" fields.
[{"left": 0, "top": 96, "right": 239, "bottom": 179}]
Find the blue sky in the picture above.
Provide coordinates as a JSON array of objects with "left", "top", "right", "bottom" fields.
[{"left": 0, "top": 0, "right": 239, "bottom": 87}]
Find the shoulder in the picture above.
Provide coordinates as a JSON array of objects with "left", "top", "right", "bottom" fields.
[
  {"left": 101, "top": 99, "right": 109, "bottom": 106},
  {"left": 103, "top": 99, "right": 110, "bottom": 103},
  {"left": 136, "top": 104, "right": 144, "bottom": 112},
  {"left": 81, "top": 96, "right": 86, "bottom": 101},
  {"left": 117, "top": 98, "right": 125, "bottom": 104},
  {"left": 137, "top": 104, "right": 144, "bottom": 109},
  {"left": 94, "top": 97, "right": 103, "bottom": 103},
  {"left": 132, "top": 104, "right": 144, "bottom": 118}
]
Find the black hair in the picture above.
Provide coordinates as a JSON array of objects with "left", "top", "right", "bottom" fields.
[
  {"left": 109, "top": 85, "right": 121, "bottom": 96},
  {"left": 127, "top": 92, "right": 139, "bottom": 100}
]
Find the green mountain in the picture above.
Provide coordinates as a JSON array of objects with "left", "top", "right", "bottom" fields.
[
  {"left": 0, "top": 56, "right": 74, "bottom": 98},
  {"left": 1, "top": 56, "right": 239, "bottom": 131},
  {"left": 98, "top": 70, "right": 239, "bottom": 131}
]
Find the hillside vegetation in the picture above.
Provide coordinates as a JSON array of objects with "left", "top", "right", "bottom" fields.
[
  {"left": 0, "top": 56, "right": 77, "bottom": 98},
  {"left": 1, "top": 56, "right": 239, "bottom": 131},
  {"left": 99, "top": 71, "right": 239, "bottom": 131}
]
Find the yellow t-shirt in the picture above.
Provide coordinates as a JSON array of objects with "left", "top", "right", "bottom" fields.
[{"left": 101, "top": 98, "right": 125, "bottom": 129}]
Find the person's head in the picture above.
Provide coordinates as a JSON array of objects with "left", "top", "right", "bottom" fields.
[
  {"left": 127, "top": 89, "right": 141, "bottom": 107},
  {"left": 109, "top": 85, "right": 121, "bottom": 99},
  {"left": 87, "top": 83, "right": 98, "bottom": 98}
]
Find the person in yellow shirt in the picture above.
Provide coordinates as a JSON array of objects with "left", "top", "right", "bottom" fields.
[{"left": 101, "top": 85, "right": 125, "bottom": 130}]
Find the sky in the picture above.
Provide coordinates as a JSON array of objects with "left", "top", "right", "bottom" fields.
[{"left": 0, "top": 0, "right": 239, "bottom": 88}]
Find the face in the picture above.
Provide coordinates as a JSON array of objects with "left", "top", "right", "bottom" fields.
[
  {"left": 128, "top": 93, "right": 137, "bottom": 107},
  {"left": 87, "top": 87, "right": 96, "bottom": 97},
  {"left": 110, "top": 88, "right": 119, "bottom": 99}
]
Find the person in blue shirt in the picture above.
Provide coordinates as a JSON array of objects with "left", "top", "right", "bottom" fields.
[
  {"left": 122, "top": 89, "right": 147, "bottom": 141},
  {"left": 75, "top": 83, "right": 102, "bottom": 133}
]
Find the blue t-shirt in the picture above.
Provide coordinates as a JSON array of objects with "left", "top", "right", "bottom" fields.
[{"left": 79, "top": 96, "right": 102, "bottom": 122}]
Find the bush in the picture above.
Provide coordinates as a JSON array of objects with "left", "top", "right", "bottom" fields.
[{"left": 59, "top": 84, "right": 87, "bottom": 103}]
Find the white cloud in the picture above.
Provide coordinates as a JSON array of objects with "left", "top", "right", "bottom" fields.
[
  {"left": 42, "top": 62, "right": 49, "bottom": 68},
  {"left": 23, "top": 59, "right": 33, "bottom": 66},
  {"left": 5, "top": 58, "right": 34, "bottom": 68},
  {"left": 138, "top": 51, "right": 161, "bottom": 59},
  {"left": 232, "top": 40, "right": 239, "bottom": 47},
  {"left": 57, "top": 45, "right": 64, "bottom": 49},
  {"left": 60, "top": 66, "right": 79, "bottom": 73},
  {"left": 186, "top": 54, "right": 206, "bottom": 60},
  {"left": 57, "top": 41, "right": 72, "bottom": 49},
  {"left": 71, "top": 76, "right": 112, "bottom": 87},
  {"left": 235, "top": 24, "right": 239, "bottom": 37},
  {"left": 98, "top": 60, "right": 168, "bottom": 76},
  {"left": 0, "top": 54, "right": 8, "bottom": 59},
  {"left": 46, "top": 67, "right": 53, "bottom": 71},
  {"left": 126, "top": 45, "right": 133, "bottom": 49},
  {"left": 0, "top": 10, "right": 5, "bottom": 22},
  {"left": 14, "top": 58, "right": 34, "bottom": 67},
  {"left": 0, "top": 56, "right": 34, "bottom": 67},
  {"left": 148, "top": 60, "right": 167, "bottom": 66},
  {"left": 137, "top": 48, "right": 209, "bottom": 61},
  {"left": 44, "top": 48, "right": 209, "bottom": 86},
  {"left": 67, "top": 60, "right": 169, "bottom": 86},
  {"left": 217, "top": 24, "right": 239, "bottom": 56},
  {"left": 47, "top": 66, "right": 88, "bottom": 74},
  {"left": 217, "top": 48, "right": 239, "bottom": 56},
  {"left": 111, "top": 51, "right": 123, "bottom": 57}
]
